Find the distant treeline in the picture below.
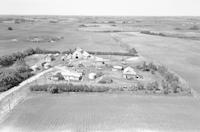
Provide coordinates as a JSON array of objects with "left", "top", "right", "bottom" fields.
[
  {"left": 88, "top": 48, "right": 138, "bottom": 56},
  {"left": 88, "top": 51, "right": 137, "bottom": 56},
  {"left": 62, "top": 48, "right": 138, "bottom": 56},
  {"left": 140, "top": 30, "right": 166, "bottom": 37},
  {"left": 0, "top": 48, "right": 60, "bottom": 67}
]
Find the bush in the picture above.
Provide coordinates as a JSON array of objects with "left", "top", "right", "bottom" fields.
[
  {"left": 128, "top": 48, "right": 138, "bottom": 55},
  {"left": 137, "top": 62, "right": 158, "bottom": 72},
  {"left": 189, "top": 25, "right": 199, "bottom": 30},
  {"left": 136, "top": 82, "right": 145, "bottom": 90},
  {"left": 174, "top": 27, "right": 182, "bottom": 30},
  {"left": 140, "top": 30, "right": 166, "bottom": 37},
  {"left": 47, "top": 85, "right": 60, "bottom": 94},
  {"left": 98, "top": 77, "right": 113, "bottom": 84},
  {"left": 30, "top": 85, "right": 48, "bottom": 92},
  {"left": 161, "top": 80, "right": 170, "bottom": 95},
  {"left": 8, "top": 27, "right": 13, "bottom": 30},
  {"left": 96, "top": 72, "right": 104, "bottom": 78},
  {"left": 54, "top": 72, "right": 65, "bottom": 80},
  {"left": 146, "top": 81, "right": 159, "bottom": 91},
  {"left": 157, "top": 65, "right": 167, "bottom": 75}
]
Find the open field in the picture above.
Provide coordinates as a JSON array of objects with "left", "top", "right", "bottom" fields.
[{"left": 1, "top": 93, "right": 200, "bottom": 132}]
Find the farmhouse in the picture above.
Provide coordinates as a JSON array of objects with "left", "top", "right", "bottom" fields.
[{"left": 123, "top": 66, "right": 137, "bottom": 80}]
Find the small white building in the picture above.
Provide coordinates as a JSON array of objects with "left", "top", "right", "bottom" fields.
[
  {"left": 44, "top": 63, "right": 51, "bottom": 69},
  {"left": 113, "top": 65, "right": 123, "bottom": 70},
  {"left": 30, "top": 64, "right": 40, "bottom": 72},
  {"left": 54, "top": 53, "right": 60, "bottom": 57},
  {"left": 88, "top": 73, "right": 97, "bottom": 80},
  {"left": 45, "top": 55, "right": 54, "bottom": 62}
]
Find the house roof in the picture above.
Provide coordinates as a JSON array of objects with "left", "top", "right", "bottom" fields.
[
  {"left": 55, "top": 66, "right": 82, "bottom": 77},
  {"left": 72, "top": 48, "right": 91, "bottom": 59},
  {"left": 123, "top": 66, "right": 136, "bottom": 75}
]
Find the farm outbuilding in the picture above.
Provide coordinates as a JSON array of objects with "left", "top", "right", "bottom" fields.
[
  {"left": 43, "top": 63, "right": 51, "bottom": 69},
  {"left": 54, "top": 53, "right": 60, "bottom": 57},
  {"left": 113, "top": 65, "right": 123, "bottom": 70},
  {"left": 61, "top": 56, "right": 67, "bottom": 61},
  {"left": 88, "top": 73, "right": 97, "bottom": 80},
  {"left": 72, "top": 48, "right": 91, "bottom": 59},
  {"left": 55, "top": 66, "right": 83, "bottom": 81},
  {"left": 30, "top": 64, "right": 40, "bottom": 72},
  {"left": 44, "top": 55, "right": 54, "bottom": 62}
]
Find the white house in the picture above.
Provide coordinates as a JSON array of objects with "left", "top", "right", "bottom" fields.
[{"left": 123, "top": 66, "right": 137, "bottom": 79}]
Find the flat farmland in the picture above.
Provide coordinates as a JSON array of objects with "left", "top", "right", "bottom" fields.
[
  {"left": 1, "top": 93, "right": 200, "bottom": 132},
  {"left": 0, "top": 22, "right": 126, "bottom": 56}
]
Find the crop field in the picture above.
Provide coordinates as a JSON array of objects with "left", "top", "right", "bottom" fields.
[{"left": 1, "top": 93, "right": 200, "bottom": 132}]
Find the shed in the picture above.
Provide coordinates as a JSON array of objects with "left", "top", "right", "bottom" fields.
[
  {"left": 113, "top": 65, "right": 123, "bottom": 70},
  {"left": 88, "top": 73, "right": 97, "bottom": 80}
]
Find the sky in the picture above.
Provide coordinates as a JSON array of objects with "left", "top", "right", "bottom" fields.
[{"left": 0, "top": 0, "right": 200, "bottom": 16}]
